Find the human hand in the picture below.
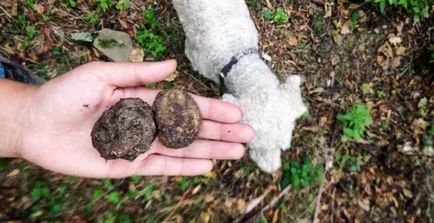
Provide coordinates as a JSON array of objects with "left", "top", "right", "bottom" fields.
[
  {"left": 222, "top": 55, "right": 307, "bottom": 173},
  {"left": 14, "top": 60, "right": 254, "bottom": 178}
]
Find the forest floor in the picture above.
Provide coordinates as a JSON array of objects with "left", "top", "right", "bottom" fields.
[{"left": 0, "top": 0, "right": 433, "bottom": 222}]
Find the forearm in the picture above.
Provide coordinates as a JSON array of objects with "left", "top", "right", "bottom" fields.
[{"left": 0, "top": 79, "right": 36, "bottom": 157}]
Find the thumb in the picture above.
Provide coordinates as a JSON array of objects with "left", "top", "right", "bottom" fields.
[{"left": 84, "top": 60, "right": 177, "bottom": 87}]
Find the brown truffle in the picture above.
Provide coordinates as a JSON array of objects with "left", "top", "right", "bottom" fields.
[
  {"left": 91, "top": 98, "right": 156, "bottom": 161},
  {"left": 153, "top": 90, "right": 202, "bottom": 148}
]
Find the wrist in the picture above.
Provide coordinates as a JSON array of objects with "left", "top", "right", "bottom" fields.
[{"left": 0, "top": 79, "right": 37, "bottom": 157}]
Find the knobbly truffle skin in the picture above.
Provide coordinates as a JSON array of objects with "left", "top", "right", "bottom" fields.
[
  {"left": 153, "top": 90, "right": 202, "bottom": 148},
  {"left": 91, "top": 98, "right": 157, "bottom": 161}
]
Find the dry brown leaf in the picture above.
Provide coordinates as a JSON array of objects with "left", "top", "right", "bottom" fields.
[
  {"left": 396, "top": 46, "right": 406, "bottom": 55},
  {"left": 288, "top": 36, "right": 298, "bottom": 46},
  {"left": 129, "top": 47, "right": 144, "bottom": 62},
  {"left": 388, "top": 36, "right": 402, "bottom": 45},
  {"left": 118, "top": 18, "right": 129, "bottom": 29},
  {"left": 36, "top": 4, "right": 45, "bottom": 14},
  {"left": 391, "top": 57, "right": 401, "bottom": 69}
]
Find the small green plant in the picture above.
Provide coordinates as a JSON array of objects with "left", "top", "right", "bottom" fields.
[
  {"left": 274, "top": 7, "right": 289, "bottom": 24},
  {"left": 20, "top": 26, "right": 39, "bottom": 49},
  {"left": 97, "top": 0, "right": 113, "bottom": 12},
  {"left": 335, "top": 151, "right": 371, "bottom": 173},
  {"left": 361, "top": 83, "right": 372, "bottom": 94},
  {"left": 135, "top": 27, "right": 166, "bottom": 58},
  {"left": 263, "top": 9, "right": 273, "bottom": 20},
  {"left": 115, "top": 0, "right": 131, "bottom": 10},
  {"left": 418, "top": 97, "right": 427, "bottom": 116},
  {"left": 14, "top": 15, "right": 26, "bottom": 27},
  {"left": 31, "top": 181, "right": 50, "bottom": 200},
  {"left": 280, "top": 156, "right": 323, "bottom": 189},
  {"left": 313, "top": 13, "right": 325, "bottom": 33},
  {"left": 350, "top": 11, "right": 360, "bottom": 31},
  {"left": 365, "top": 0, "right": 430, "bottom": 22},
  {"left": 25, "top": 0, "right": 36, "bottom": 9},
  {"left": 86, "top": 13, "right": 101, "bottom": 25},
  {"left": 107, "top": 191, "right": 120, "bottom": 204},
  {"left": 248, "top": 0, "right": 262, "bottom": 10},
  {"left": 337, "top": 103, "right": 372, "bottom": 142},
  {"left": 52, "top": 47, "right": 62, "bottom": 56},
  {"left": 25, "top": 26, "right": 38, "bottom": 39},
  {"left": 376, "top": 90, "right": 385, "bottom": 98},
  {"left": 256, "top": 216, "right": 268, "bottom": 223},
  {"left": 67, "top": 0, "right": 77, "bottom": 7},
  {"left": 143, "top": 9, "right": 158, "bottom": 30},
  {"left": 263, "top": 7, "right": 289, "bottom": 24}
]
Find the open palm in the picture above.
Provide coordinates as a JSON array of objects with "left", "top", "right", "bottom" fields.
[{"left": 17, "top": 60, "right": 254, "bottom": 178}]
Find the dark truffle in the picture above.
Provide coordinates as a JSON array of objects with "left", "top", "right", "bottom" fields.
[
  {"left": 153, "top": 90, "right": 202, "bottom": 148},
  {"left": 91, "top": 98, "right": 157, "bottom": 161}
]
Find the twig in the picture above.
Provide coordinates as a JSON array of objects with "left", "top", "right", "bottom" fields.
[
  {"left": 265, "top": 0, "right": 273, "bottom": 9},
  {"left": 236, "top": 185, "right": 292, "bottom": 223},
  {"left": 163, "top": 188, "right": 190, "bottom": 222},
  {"left": 0, "top": 6, "right": 12, "bottom": 19},
  {"left": 260, "top": 185, "right": 292, "bottom": 213},
  {"left": 313, "top": 113, "right": 337, "bottom": 222},
  {"left": 313, "top": 185, "right": 325, "bottom": 223}
]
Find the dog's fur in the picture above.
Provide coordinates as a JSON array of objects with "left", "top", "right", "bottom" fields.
[{"left": 173, "top": 0, "right": 307, "bottom": 173}]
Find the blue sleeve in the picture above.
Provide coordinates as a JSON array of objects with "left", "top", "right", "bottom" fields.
[{"left": 0, "top": 63, "right": 5, "bottom": 78}]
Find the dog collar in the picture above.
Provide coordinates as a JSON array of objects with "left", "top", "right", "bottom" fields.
[{"left": 219, "top": 48, "right": 259, "bottom": 81}]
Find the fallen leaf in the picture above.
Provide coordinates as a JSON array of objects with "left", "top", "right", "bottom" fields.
[
  {"left": 129, "top": 47, "right": 144, "bottom": 62},
  {"left": 388, "top": 35, "right": 402, "bottom": 45},
  {"left": 36, "top": 4, "right": 45, "bottom": 14},
  {"left": 71, "top": 32, "right": 93, "bottom": 42},
  {"left": 396, "top": 46, "right": 406, "bottom": 55},
  {"left": 391, "top": 57, "right": 401, "bottom": 69},
  {"left": 288, "top": 36, "right": 298, "bottom": 46}
]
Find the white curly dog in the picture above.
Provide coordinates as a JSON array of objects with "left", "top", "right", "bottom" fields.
[{"left": 173, "top": 0, "right": 307, "bottom": 173}]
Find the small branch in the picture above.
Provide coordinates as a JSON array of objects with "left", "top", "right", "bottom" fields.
[
  {"left": 313, "top": 185, "right": 325, "bottom": 223},
  {"left": 163, "top": 188, "right": 191, "bottom": 222},
  {"left": 265, "top": 0, "right": 273, "bottom": 9},
  {"left": 260, "top": 185, "right": 292, "bottom": 213},
  {"left": 0, "top": 6, "right": 12, "bottom": 19}
]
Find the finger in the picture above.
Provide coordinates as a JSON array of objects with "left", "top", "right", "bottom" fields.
[
  {"left": 192, "top": 95, "right": 242, "bottom": 123},
  {"left": 123, "top": 88, "right": 243, "bottom": 123},
  {"left": 151, "top": 139, "right": 246, "bottom": 160},
  {"left": 138, "top": 155, "right": 213, "bottom": 176},
  {"left": 199, "top": 120, "right": 255, "bottom": 143},
  {"left": 89, "top": 60, "right": 177, "bottom": 87}
]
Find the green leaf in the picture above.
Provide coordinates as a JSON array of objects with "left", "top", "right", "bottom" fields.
[
  {"left": 115, "top": 0, "right": 131, "bottom": 10},
  {"left": 273, "top": 7, "right": 289, "bottom": 24},
  {"left": 93, "top": 189, "right": 104, "bottom": 200},
  {"left": 263, "top": 9, "right": 273, "bottom": 20},
  {"left": 30, "top": 182, "right": 50, "bottom": 200},
  {"left": 107, "top": 191, "right": 120, "bottom": 204},
  {"left": 130, "top": 176, "right": 141, "bottom": 184},
  {"left": 380, "top": 0, "right": 386, "bottom": 13},
  {"left": 180, "top": 177, "right": 189, "bottom": 191},
  {"left": 97, "top": 0, "right": 113, "bottom": 12},
  {"left": 71, "top": 32, "right": 93, "bottom": 42},
  {"left": 67, "top": 0, "right": 77, "bottom": 7},
  {"left": 144, "top": 182, "right": 154, "bottom": 200},
  {"left": 25, "top": 26, "right": 38, "bottom": 39}
]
